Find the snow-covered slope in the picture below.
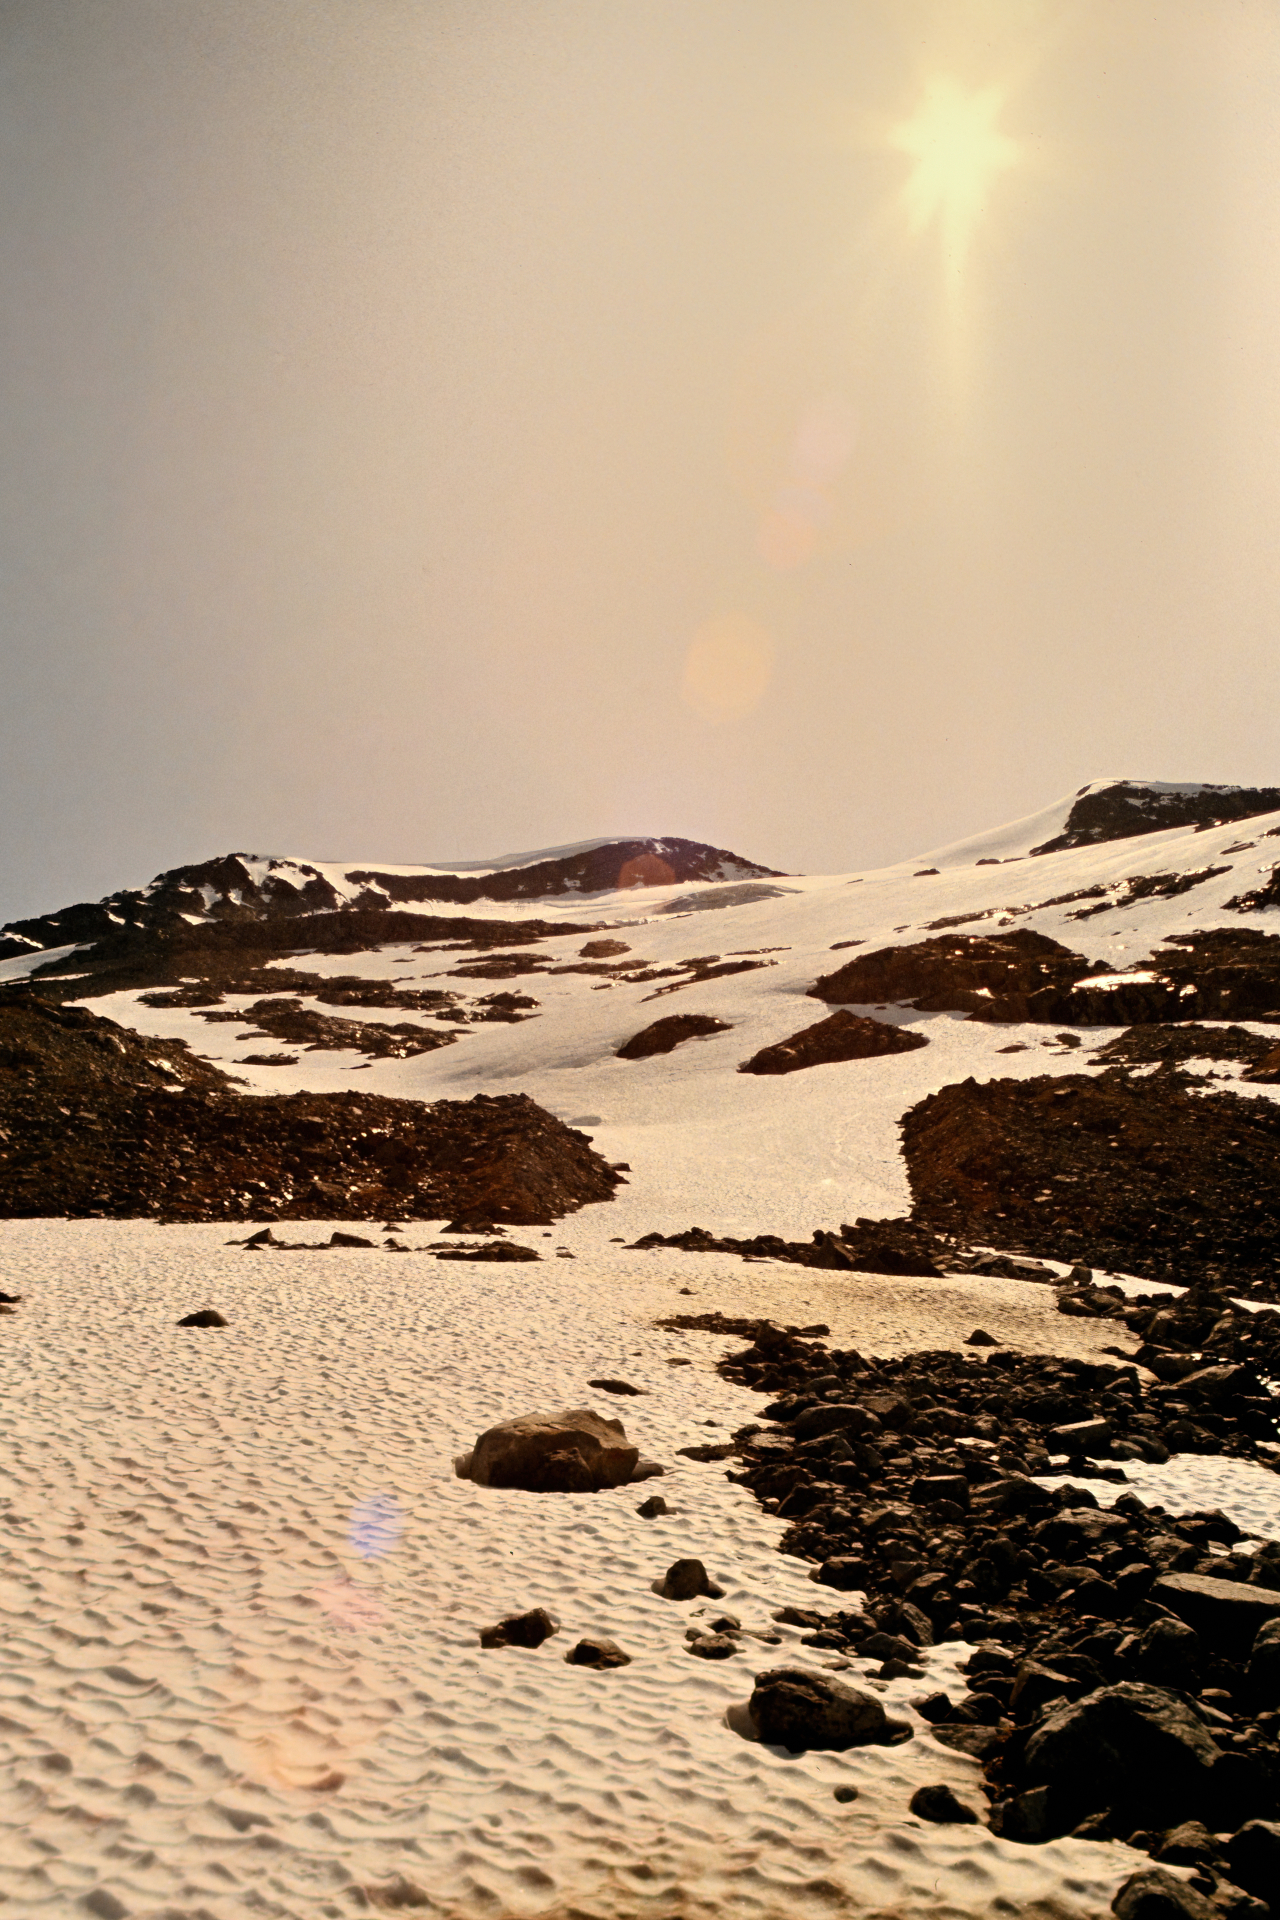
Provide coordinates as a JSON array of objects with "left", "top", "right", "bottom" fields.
[{"left": 19, "top": 779, "right": 1278, "bottom": 1243}]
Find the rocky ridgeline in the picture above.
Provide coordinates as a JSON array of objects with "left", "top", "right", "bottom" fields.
[
  {"left": 1027, "top": 781, "right": 1280, "bottom": 857},
  {"left": 811, "top": 928, "right": 1280, "bottom": 1029},
  {"left": 657, "top": 1300, "right": 1280, "bottom": 1910},
  {"left": 0, "top": 993, "right": 622, "bottom": 1223}
]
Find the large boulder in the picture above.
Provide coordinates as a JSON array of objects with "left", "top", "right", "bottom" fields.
[
  {"left": 1111, "top": 1869, "right": 1218, "bottom": 1920},
  {"left": 1152, "top": 1572, "right": 1280, "bottom": 1657},
  {"left": 1021, "top": 1683, "right": 1223, "bottom": 1835},
  {"left": 739, "top": 1009, "right": 927, "bottom": 1075},
  {"left": 748, "top": 1667, "right": 912, "bottom": 1752},
  {"left": 455, "top": 1407, "right": 639, "bottom": 1493}
]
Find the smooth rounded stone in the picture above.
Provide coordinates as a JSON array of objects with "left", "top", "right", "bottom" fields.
[
  {"left": 636, "top": 1495, "right": 670, "bottom": 1519},
  {"left": 687, "top": 1633, "right": 740, "bottom": 1660},
  {"left": 911, "top": 1692, "right": 955, "bottom": 1725},
  {"left": 747, "top": 1666, "right": 913, "bottom": 1752},
  {"left": 176, "top": 1308, "right": 228, "bottom": 1328},
  {"left": 909, "top": 1782, "right": 980, "bottom": 1825},
  {"left": 455, "top": 1406, "right": 639, "bottom": 1494},
  {"left": 587, "top": 1378, "right": 647, "bottom": 1395},
  {"left": 833, "top": 1784, "right": 859, "bottom": 1803},
  {"left": 1111, "top": 1868, "right": 1219, "bottom": 1920},
  {"left": 479, "top": 1607, "right": 560, "bottom": 1650},
  {"left": 630, "top": 1456, "right": 666, "bottom": 1481},
  {"left": 657, "top": 1558, "right": 724, "bottom": 1601},
  {"left": 565, "top": 1636, "right": 631, "bottom": 1669}
]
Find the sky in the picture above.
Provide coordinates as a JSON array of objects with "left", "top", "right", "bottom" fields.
[{"left": 2, "top": 0, "right": 1279, "bottom": 922}]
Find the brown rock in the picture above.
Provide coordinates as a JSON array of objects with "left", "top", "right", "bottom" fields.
[
  {"left": 456, "top": 1407, "right": 639, "bottom": 1493},
  {"left": 739, "top": 1010, "right": 928, "bottom": 1075}
]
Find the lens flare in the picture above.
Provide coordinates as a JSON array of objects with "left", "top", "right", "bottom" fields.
[
  {"left": 348, "top": 1491, "right": 402, "bottom": 1560},
  {"left": 681, "top": 615, "right": 774, "bottom": 724},
  {"left": 890, "top": 75, "right": 1020, "bottom": 281}
]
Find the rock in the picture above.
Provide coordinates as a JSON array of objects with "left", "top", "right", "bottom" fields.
[
  {"left": 1022, "top": 1683, "right": 1223, "bottom": 1835},
  {"left": 565, "top": 1636, "right": 631, "bottom": 1668},
  {"left": 931, "top": 1723, "right": 1004, "bottom": 1761},
  {"left": 177, "top": 1308, "right": 228, "bottom": 1327},
  {"left": 966, "top": 1329, "right": 999, "bottom": 1346},
  {"left": 911, "top": 1473, "right": 971, "bottom": 1508},
  {"left": 1132, "top": 1618, "right": 1201, "bottom": 1688},
  {"left": 1247, "top": 1617, "right": 1280, "bottom": 1706},
  {"left": 479, "top": 1607, "right": 559, "bottom": 1649},
  {"left": 1152, "top": 1572, "right": 1280, "bottom": 1655},
  {"left": 909, "top": 1783, "right": 979, "bottom": 1825},
  {"left": 1050, "top": 1417, "right": 1112, "bottom": 1455},
  {"left": 616, "top": 1014, "right": 732, "bottom": 1059},
  {"left": 588, "top": 1378, "right": 647, "bottom": 1395},
  {"left": 688, "top": 1633, "right": 740, "bottom": 1660},
  {"left": 748, "top": 1667, "right": 913, "bottom": 1751},
  {"left": 792, "top": 1402, "right": 880, "bottom": 1442},
  {"left": 817, "top": 1556, "right": 872, "bottom": 1592},
  {"left": 1225, "top": 1822, "right": 1280, "bottom": 1903},
  {"left": 456, "top": 1407, "right": 639, "bottom": 1494},
  {"left": 636, "top": 1495, "right": 670, "bottom": 1518},
  {"left": 328, "top": 1231, "right": 378, "bottom": 1248},
  {"left": 658, "top": 1558, "right": 724, "bottom": 1600},
  {"left": 1153, "top": 1823, "right": 1224, "bottom": 1868},
  {"left": 833, "top": 1784, "right": 859, "bottom": 1803},
  {"left": 630, "top": 1457, "right": 666, "bottom": 1481},
  {"left": 990, "top": 1785, "right": 1054, "bottom": 1843},
  {"left": 1110, "top": 1868, "right": 1219, "bottom": 1920},
  {"left": 434, "top": 1241, "right": 541, "bottom": 1261},
  {"left": 739, "top": 1010, "right": 928, "bottom": 1075},
  {"left": 676, "top": 1442, "right": 736, "bottom": 1462}
]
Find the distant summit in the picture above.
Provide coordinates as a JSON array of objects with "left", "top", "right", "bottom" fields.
[
  {"left": 0, "top": 837, "right": 781, "bottom": 961},
  {"left": 1028, "top": 779, "right": 1280, "bottom": 856}
]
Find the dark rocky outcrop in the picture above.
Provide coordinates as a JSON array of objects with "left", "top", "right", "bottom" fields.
[
  {"left": 0, "top": 1001, "right": 622, "bottom": 1224},
  {"left": 902, "top": 1070, "right": 1280, "bottom": 1289},
  {"left": 739, "top": 1010, "right": 928, "bottom": 1075},
  {"left": 616, "top": 1014, "right": 732, "bottom": 1059},
  {"left": 634, "top": 1217, "right": 950, "bottom": 1277},
  {"left": 1029, "top": 782, "right": 1280, "bottom": 858},
  {"left": 810, "top": 930, "right": 1097, "bottom": 1020}
]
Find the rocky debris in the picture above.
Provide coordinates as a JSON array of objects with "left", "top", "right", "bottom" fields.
[
  {"left": 455, "top": 1408, "right": 640, "bottom": 1494},
  {"left": 657, "top": 1558, "right": 724, "bottom": 1601},
  {"left": 1091, "top": 1025, "right": 1276, "bottom": 1074},
  {"left": 226, "top": 997, "right": 460, "bottom": 1059},
  {"left": 675, "top": 1313, "right": 1280, "bottom": 1878},
  {"left": 810, "top": 926, "right": 1280, "bottom": 1029},
  {"left": 746, "top": 1667, "right": 912, "bottom": 1751},
  {"left": 1028, "top": 781, "right": 1280, "bottom": 858},
  {"left": 902, "top": 1070, "right": 1280, "bottom": 1290},
  {"left": 1229, "top": 867, "right": 1280, "bottom": 914},
  {"left": 738, "top": 1010, "right": 929, "bottom": 1075},
  {"left": 810, "top": 929, "right": 1098, "bottom": 1020},
  {"left": 910, "top": 1783, "right": 980, "bottom": 1824},
  {"left": 636, "top": 1495, "right": 670, "bottom": 1518},
  {"left": 1065, "top": 869, "right": 1234, "bottom": 921},
  {"left": 479, "top": 1608, "right": 560, "bottom": 1649},
  {"left": 632, "top": 1217, "right": 951, "bottom": 1277},
  {"left": 616, "top": 1014, "right": 732, "bottom": 1059},
  {"left": 176, "top": 1309, "right": 227, "bottom": 1328},
  {"left": 0, "top": 1014, "right": 623, "bottom": 1224},
  {"left": 565, "top": 1636, "right": 632, "bottom": 1668},
  {"left": 636, "top": 956, "right": 779, "bottom": 1002},
  {"left": 588, "top": 1378, "right": 646, "bottom": 1395},
  {"left": 1244, "top": 1045, "right": 1280, "bottom": 1086},
  {"left": 580, "top": 940, "right": 631, "bottom": 958},
  {"left": 237, "top": 1052, "right": 299, "bottom": 1067}
]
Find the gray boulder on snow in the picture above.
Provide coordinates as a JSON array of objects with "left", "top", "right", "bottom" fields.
[{"left": 455, "top": 1406, "right": 640, "bottom": 1493}]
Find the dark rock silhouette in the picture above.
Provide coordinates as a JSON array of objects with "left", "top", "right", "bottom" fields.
[
  {"left": 617, "top": 1014, "right": 732, "bottom": 1059},
  {"left": 740, "top": 1009, "right": 927, "bottom": 1074}
]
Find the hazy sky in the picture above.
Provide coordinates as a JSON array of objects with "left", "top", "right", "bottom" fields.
[{"left": 2, "top": 0, "right": 1278, "bottom": 921}]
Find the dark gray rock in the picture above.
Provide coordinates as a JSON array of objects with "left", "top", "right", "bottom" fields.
[
  {"left": 1111, "top": 1869, "right": 1218, "bottom": 1920},
  {"left": 909, "top": 1783, "right": 979, "bottom": 1824},
  {"left": 1225, "top": 1821, "right": 1280, "bottom": 1904},
  {"left": 1152, "top": 1572, "right": 1280, "bottom": 1655},
  {"left": 565, "top": 1636, "right": 631, "bottom": 1668},
  {"left": 1023, "top": 1682, "right": 1222, "bottom": 1834},
  {"left": 659, "top": 1558, "right": 724, "bottom": 1601},
  {"left": 479, "top": 1607, "right": 560, "bottom": 1649},
  {"left": 748, "top": 1666, "right": 912, "bottom": 1752}
]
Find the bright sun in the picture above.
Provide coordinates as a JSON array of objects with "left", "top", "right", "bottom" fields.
[{"left": 890, "top": 75, "right": 1020, "bottom": 280}]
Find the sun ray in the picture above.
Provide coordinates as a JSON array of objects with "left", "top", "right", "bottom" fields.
[{"left": 890, "top": 75, "right": 1021, "bottom": 294}]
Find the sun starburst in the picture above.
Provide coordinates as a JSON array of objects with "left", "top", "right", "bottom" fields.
[{"left": 890, "top": 75, "right": 1020, "bottom": 283}]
